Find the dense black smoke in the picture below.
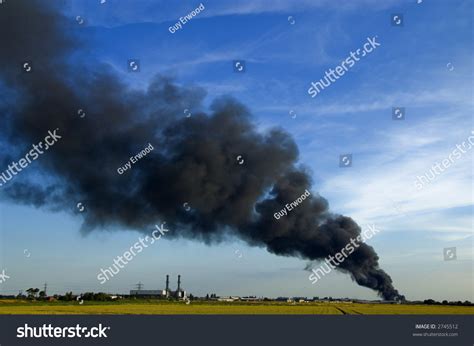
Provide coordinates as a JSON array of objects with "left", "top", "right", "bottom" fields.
[{"left": 0, "top": 1, "right": 402, "bottom": 300}]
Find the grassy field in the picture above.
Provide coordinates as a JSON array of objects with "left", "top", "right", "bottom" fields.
[{"left": 0, "top": 299, "right": 473, "bottom": 315}]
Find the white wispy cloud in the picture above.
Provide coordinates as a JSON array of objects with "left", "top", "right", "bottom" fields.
[
  {"left": 319, "top": 108, "right": 472, "bottom": 232},
  {"left": 63, "top": 0, "right": 406, "bottom": 27}
]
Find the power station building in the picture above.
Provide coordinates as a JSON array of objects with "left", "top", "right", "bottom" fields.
[{"left": 130, "top": 275, "right": 187, "bottom": 299}]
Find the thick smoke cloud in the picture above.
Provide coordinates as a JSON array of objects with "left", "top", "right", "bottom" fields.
[{"left": 0, "top": 1, "right": 402, "bottom": 300}]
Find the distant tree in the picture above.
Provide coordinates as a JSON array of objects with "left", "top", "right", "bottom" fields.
[
  {"left": 94, "top": 293, "right": 111, "bottom": 301},
  {"left": 442, "top": 300, "right": 448, "bottom": 305},
  {"left": 38, "top": 291, "right": 46, "bottom": 299},
  {"left": 26, "top": 288, "right": 40, "bottom": 299},
  {"left": 82, "top": 292, "right": 95, "bottom": 300},
  {"left": 64, "top": 292, "right": 74, "bottom": 301},
  {"left": 205, "top": 294, "right": 209, "bottom": 300}
]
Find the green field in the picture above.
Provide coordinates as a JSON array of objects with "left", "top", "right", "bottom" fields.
[{"left": 0, "top": 299, "right": 473, "bottom": 315}]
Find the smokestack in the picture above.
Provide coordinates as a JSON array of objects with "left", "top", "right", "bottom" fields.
[
  {"left": 0, "top": 0, "right": 403, "bottom": 300},
  {"left": 166, "top": 275, "right": 169, "bottom": 292},
  {"left": 177, "top": 275, "right": 181, "bottom": 291}
]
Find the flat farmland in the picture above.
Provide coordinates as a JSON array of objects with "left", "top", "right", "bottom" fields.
[{"left": 0, "top": 300, "right": 473, "bottom": 315}]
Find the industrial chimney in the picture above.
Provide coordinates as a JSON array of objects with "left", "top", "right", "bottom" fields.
[
  {"left": 166, "top": 275, "right": 169, "bottom": 293},
  {"left": 177, "top": 275, "right": 181, "bottom": 292}
]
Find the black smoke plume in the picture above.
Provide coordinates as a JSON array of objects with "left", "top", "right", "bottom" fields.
[{"left": 0, "top": 0, "right": 403, "bottom": 300}]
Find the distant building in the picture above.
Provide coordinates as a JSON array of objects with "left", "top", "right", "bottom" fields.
[
  {"left": 130, "top": 274, "right": 187, "bottom": 300},
  {"left": 292, "top": 297, "right": 308, "bottom": 302},
  {"left": 217, "top": 296, "right": 240, "bottom": 302},
  {"left": 130, "top": 290, "right": 164, "bottom": 297},
  {"left": 241, "top": 296, "right": 258, "bottom": 301}
]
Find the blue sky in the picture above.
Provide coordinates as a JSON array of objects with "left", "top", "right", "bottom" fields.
[{"left": 0, "top": 0, "right": 472, "bottom": 301}]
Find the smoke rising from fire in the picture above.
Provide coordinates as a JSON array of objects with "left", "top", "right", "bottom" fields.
[{"left": 0, "top": 0, "right": 402, "bottom": 300}]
